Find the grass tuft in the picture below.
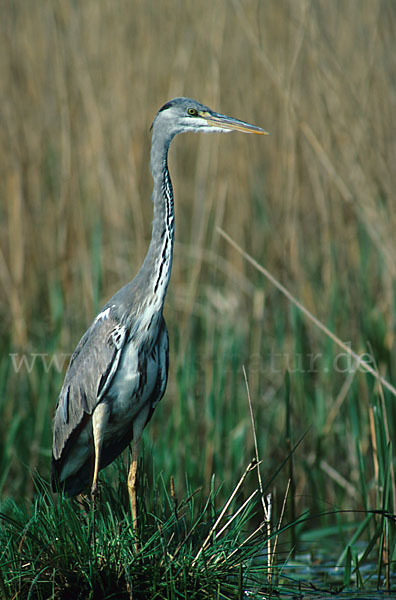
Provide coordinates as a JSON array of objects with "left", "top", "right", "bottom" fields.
[{"left": 0, "top": 465, "right": 278, "bottom": 600}]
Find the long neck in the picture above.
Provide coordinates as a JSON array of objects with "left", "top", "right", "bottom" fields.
[{"left": 138, "top": 127, "right": 175, "bottom": 310}]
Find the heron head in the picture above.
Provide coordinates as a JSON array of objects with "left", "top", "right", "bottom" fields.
[{"left": 152, "top": 97, "right": 270, "bottom": 138}]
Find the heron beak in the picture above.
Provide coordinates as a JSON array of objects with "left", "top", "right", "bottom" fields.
[{"left": 203, "top": 111, "right": 270, "bottom": 135}]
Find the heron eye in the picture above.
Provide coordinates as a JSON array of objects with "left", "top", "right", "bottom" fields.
[{"left": 187, "top": 107, "right": 198, "bottom": 116}]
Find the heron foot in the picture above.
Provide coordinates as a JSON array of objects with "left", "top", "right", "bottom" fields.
[{"left": 91, "top": 481, "right": 101, "bottom": 508}]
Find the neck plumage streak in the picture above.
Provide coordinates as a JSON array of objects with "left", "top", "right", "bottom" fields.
[
  {"left": 136, "top": 161, "right": 173, "bottom": 351},
  {"left": 153, "top": 161, "right": 174, "bottom": 302}
]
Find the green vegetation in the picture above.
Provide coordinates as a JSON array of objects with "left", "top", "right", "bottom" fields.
[
  {"left": 1, "top": 0, "right": 396, "bottom": 597},
  {"left": 1, "top": 465, "right": 274, "bottom": 599}
]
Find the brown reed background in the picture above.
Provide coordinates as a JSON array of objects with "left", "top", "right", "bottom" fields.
[{"left": 1, "top": 0, "right": 396, "bottom": 506}]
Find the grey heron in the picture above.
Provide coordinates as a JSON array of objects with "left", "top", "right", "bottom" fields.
[{"left": 51, "top": 97, "right": 268, "bottom": 529}]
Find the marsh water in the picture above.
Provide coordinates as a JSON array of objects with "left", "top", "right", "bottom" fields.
[{"left": 252, "top": 542, "right": 396, "bottom": 599}]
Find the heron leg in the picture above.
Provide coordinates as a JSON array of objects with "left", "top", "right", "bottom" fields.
[
  {"left": 128, "top": 436, "right": 140, "bottom": 530},
  {"left": 91, "top": 402, "right": 110, "bottom": 502},
  {"left": 128, "top": 406, "right": 150, "bottom": 547}
]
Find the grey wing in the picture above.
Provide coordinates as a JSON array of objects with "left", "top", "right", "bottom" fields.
[
  {"left": 79, "top": 315, "right": 170, "bottom": 475},
  {"left": 52, "top": 312, "right": 127, "bottom": 462}
]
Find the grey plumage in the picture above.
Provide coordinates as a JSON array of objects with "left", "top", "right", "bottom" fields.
[{"left": 51, "top": 98, "right": 268, "bottom": 521}]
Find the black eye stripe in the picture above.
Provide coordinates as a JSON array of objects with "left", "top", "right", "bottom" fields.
[{"left": 158, "top": 101, "right": 175, "bottom": 113}]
